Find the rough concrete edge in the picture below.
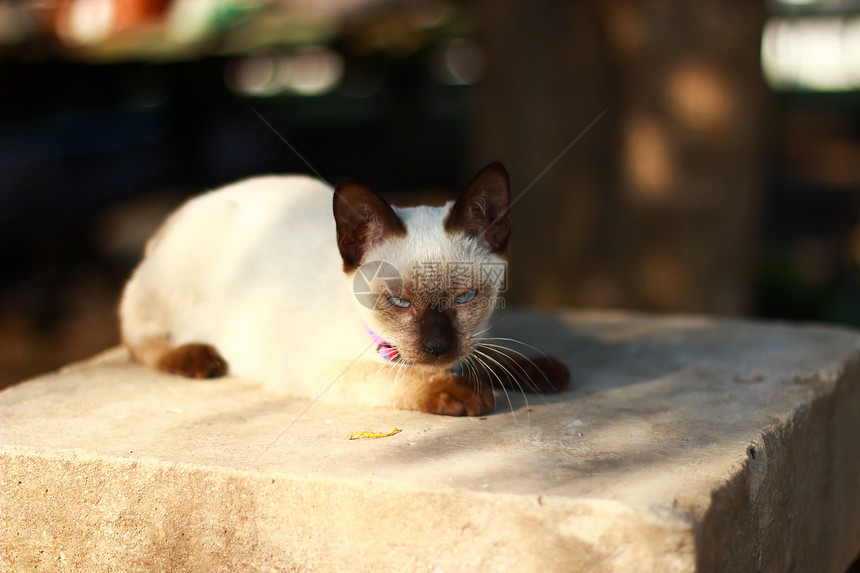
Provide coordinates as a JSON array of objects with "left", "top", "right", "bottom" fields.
[
  {"left": 0, "top": 348, "right": 129, "bottom": 392},
  {"left": 10, "top": 314, "right": 860, "bottom": 571},
  {"left": 695, "top": 349, "right": 860, "bottom": 573},
  {"left": 1, "top": 445, "right": 698, "bottom": 573},
  {"left": 55, "top": 347, "right": 129, "bottom": 375}
]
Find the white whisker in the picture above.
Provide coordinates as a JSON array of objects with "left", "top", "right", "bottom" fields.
[
  {"left": 372, "top": 359, "right": 391, "bottom": 379},
  {"left": 460, "top": 356, "right": 482, "bottom": 398},
  {"left": 477, "top": 336, "right": 551, "bottom": 358},
  {"left": 393, "top": 359, "right": 407, "bottom": 409},
  {"left": 474, "top": 343, "right": 534, "bottom": 387},
  {"left": 471, "top": 352, "right": 519, "bottom": 423},
  {"left": 473, "top": 349, "right": 531, "bottom": 423},
  {"left": 476, "top": 341, "right": 551, "bottom": 385},
  {"left": 473, "top": 324, "right": 495, "bottom": 338},
  {"left": 474, "top": 344, "right": 553, "bottom": 407}
]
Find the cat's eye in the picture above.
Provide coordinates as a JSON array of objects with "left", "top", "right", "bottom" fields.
[
  {"left": 388, "top": 296, "right": 411, "bottom": 308},
  {"left": 455, "top": 290, "right": 477, "bottom": 304}
]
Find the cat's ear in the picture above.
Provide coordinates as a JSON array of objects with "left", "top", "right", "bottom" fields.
[
  {"left": 445, "top": 161, "right": 511, "bottom": 254},
  {"left": 333, "top": 182, "right": 406, "bottom": 272}
]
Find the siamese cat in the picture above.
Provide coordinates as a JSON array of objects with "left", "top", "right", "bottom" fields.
[{"left": 119, "top": 162, "right": 568, "bottom": 416}]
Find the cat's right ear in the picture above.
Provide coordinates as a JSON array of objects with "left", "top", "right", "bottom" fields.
[{"left": 333, "top": 182, "right": 406, "bottom": 272}]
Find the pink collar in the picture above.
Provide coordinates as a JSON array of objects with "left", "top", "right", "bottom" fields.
[{"left": 364, "top": 324, "right": 399, "bottom": 362}]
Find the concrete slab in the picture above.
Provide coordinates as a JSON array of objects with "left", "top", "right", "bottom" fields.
[{"left": 2, "top": 310, "right": 860, "bottom": 572}]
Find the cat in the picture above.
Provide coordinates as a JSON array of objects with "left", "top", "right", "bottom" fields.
[{"left": 119, "top": 162, "right": 569, "bottom": 416}]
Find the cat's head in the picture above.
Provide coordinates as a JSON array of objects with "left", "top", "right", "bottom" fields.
[{"left": 333, "top": 162, "right": 510, "bottom": 367}]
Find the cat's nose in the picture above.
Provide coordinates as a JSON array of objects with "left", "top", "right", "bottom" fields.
[
  {"left": 423, "top": 340, "right": 453, "bottom": 357},
  {"left": 419, "top": 308, "right": 456, "bottom": 360}
]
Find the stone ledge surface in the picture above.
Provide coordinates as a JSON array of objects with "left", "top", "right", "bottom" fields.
[{"left": 2, "top": 310, "right": 860, "bottom": 572}]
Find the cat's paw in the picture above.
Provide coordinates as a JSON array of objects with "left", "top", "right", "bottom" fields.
[
  {"left": 521, "top": 356, "right": 570, "bottom": 393},
  {"left": 157, "top": 343, "right": 228, "bottom": 379},
  {"left": 477, "top": 352, "right": 570, "bottom": 394},
  {"left": 421, "top": 375, "right": 495, "bottom": 416}
]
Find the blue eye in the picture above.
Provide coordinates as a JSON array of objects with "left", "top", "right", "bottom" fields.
[
  {"left": 389, "top": 296, "right": 411, "bottom": 308},
  {"left": 455, "top": 290, "right": 477, "bottom": 304}
]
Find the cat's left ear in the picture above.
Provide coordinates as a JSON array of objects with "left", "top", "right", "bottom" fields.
[
  {"left": 445, "top": 161, "right": 511, "bottom": 254},
  {"left": 333, "top": 182, "right": 406, "bottom": 272}
]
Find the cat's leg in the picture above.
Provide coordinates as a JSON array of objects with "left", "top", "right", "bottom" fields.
[
  {"left": 333, "top": 361, "right": 495, "bottom": 416},
  {"left": 125, "top": 336, "right": 228, "bottom": 379},
  {"left": 119, "top": 274, "right": 228, "bottom": 379},
  {"left": 470, "top": 347, "right": 569, "bottom": 394},
  {"left": 155, "top": 343, "right": 228, "bottom": 378}
]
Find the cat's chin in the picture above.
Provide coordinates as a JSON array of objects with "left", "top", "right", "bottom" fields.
[
  {"left": 407, "top": 353, "right": 467, "bottom": 369},
  {"left": 413, "top": 359, "right": 457, "bottom": 368}
]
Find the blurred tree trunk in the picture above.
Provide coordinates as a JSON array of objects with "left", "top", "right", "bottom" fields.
[{"left": 471, "top": 0, "right": 768, "bottom": 314}]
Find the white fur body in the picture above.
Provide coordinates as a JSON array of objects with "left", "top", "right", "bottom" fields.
[{"left": 119, "top": 175, "right": 502, "bottom": 406}]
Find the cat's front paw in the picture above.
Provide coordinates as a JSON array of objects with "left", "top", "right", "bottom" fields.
[{"left": 421, "top": 375, "right": 495, "bottom": 416}]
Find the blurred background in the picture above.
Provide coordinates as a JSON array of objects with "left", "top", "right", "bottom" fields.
[{"left": 2, "top": 0, "right": 860, "bottom": 390}]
